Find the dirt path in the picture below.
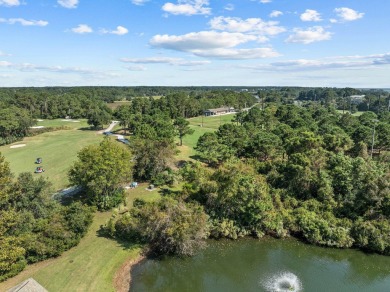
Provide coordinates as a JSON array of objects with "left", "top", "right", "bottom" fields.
[{"left": 114, "top": 255, "right": 145, "bottom": 292}]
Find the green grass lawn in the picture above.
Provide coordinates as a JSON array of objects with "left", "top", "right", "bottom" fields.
[
  {"left": 0, "top": 184, "right": 160, "bottom": 292},
  {"left": 35, "top": 118, "right": 91, "bottom": 129},
  {"left": 107, "top": 101, "right": 132, "bottom": 110},
  {"left": 176, "top": 114, "right": 235, "bottom": 161},
  {"left": 336, "top": 110, "right": 365, "bottom": 116},
  {"left": 187, "top": 114, "right": 236, "bottom": 130},
  {"left": 0, "top": 126, "right": 103, "bottom": 191}
]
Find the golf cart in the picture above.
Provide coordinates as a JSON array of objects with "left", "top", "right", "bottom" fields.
[
  {"left": 35, "top": 157, "right": 42, "bottom": 164},
  {"left": 34, "top": 166, "right": 45, "bottom": 173}
]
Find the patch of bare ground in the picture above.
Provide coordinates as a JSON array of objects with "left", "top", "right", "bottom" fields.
[{"left": 114, "top": 255, "right": 145, "bottom": 292}]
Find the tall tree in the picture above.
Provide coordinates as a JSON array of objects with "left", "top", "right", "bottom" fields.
[
  {"left": 174, "top": 117, "right": 194, "bottom": 146},
  {"left": 69, "top": 138, "right": 132, "bottom": 209}
]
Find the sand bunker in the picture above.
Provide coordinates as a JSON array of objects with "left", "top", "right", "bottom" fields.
[
  {"left": 30, "top": 126, "right": 45, "bottom": 129},
  {"left": 10, "top": 144, "right": 26, "bottom": 149},
  {"left": 61, "top": 119, "right": 80, "bottom": 122}
]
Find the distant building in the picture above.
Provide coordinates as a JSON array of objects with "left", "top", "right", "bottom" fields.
[
  {"left": 350, "top": 95, "right": 366, "bottom": 105},
  {"left": 204, "top": 107, "right": 235, "bottom": 116}
]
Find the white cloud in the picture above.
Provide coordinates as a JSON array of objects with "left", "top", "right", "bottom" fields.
[
  {"left": 71, "top": 24, "right": 93, "bottom": 34},
  {"left": 224, "top": 3, "right": 234, "bottom": 11},
  {"left": 162, "top": 0, "right": 211, "bottom": 16},
  {"left": 286, "top": 26, "right": 332, "bottom": 44},
  {"left": 101, "top": 26, "right": 129, "bottom": 35},
  {"left": 333, "top": 7, "right": 364, "bottom": 22},
  {"left": 0, "top": 61, "right": 12, "bottom": 67},
  {"left": 121, "top": 57, "right": 210, "bottom": 66},
  {"left": 131, "top": 0, "right": 149, "bottom": 5},
  {"left": 126, "top": 65, "right": 147, "bottom": 71},
  {"left": 0, "top": 0, "right": 20, "bottom": 7},
  {"left": 300, "top": 9, "right": 322, "bottom": 22},
  {"left": 209, "top": 17, "right": 285, "bottom": 36},
  {"left": 260, "top": 0, "right": 272, "bottom": 3},
  {"left": 149, "top": 31, "right": 280, "bottom": 59},
  {"left": 0, "top": 50, "right": 11, "bottom": 56},
  {"left": 0, "top": 18, "right": 48, "bottom": 26},
  {"left": 58, "top": 0, "right": 79, "bottom": 9},
  {"left": 243, "top": 52, "right": 390, "bottom": 72},
  {"left": 269, "top": 10, "right": 283, "bottom": 18},
  {"left": 192, "top": 48, "right": 280, "bottom": 59},
  {"left": 0, "top": 61, "right": 115, "bottom": 76},
  {"left": 150, "top": 31, "right": 257, "bottom": 51}
]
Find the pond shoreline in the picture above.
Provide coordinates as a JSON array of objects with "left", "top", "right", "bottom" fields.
[{"left": 114, "top": 254, "right": 145, "bottom": 292}]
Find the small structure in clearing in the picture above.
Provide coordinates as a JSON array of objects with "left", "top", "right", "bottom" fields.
[{"left": 203, "top": 107, "right": 235, "bottom": 116}]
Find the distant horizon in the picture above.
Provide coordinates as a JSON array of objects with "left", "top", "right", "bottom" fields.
[
  {"left": 0, "top": 0, "right": 389, "bottom": 87},
  {"left": 0, "top": 85, "right": 389, "bottom": 90}
]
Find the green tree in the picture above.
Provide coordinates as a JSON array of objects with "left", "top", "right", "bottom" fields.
[
  {"left": 174, "top": 117, "right": 194, "bottom": 146},
  {"left": 0, "top": 153, "right": 13, "bottom": 207},
  {"left": 69, "top": 138, "right": 132, "bottom": 209},
  {"left": 0, "top": 236, "right": 26, "bottom": 282},
  {"left": 132, "top": 137, "right": 176, "bottom": 180},
  {"left": 87, "top": 106, "right": 112, "bottom": 129},
  {"left": 114, "top": 197, "right": 209, "bottom": 256},
  {"left": 245, "top": 131, "right": 282, "bottom": 161},
  {"left": 195, "top": 132, "right": 233, "bottom": 166}
]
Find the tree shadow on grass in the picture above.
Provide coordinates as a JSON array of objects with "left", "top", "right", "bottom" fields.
[
  {"left": 77, "top": 127, "right": 97, "bottom": 131},
  {"left": 159, "top": 187, "right": 182, "bottom": 198},
  {"left": 189, "top": 154, "right": 204, "bottom": 162},
  {"left": 96, "top": 224, "right": 143, "bottom": 251}
]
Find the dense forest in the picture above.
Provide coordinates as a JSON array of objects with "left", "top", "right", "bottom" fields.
[{"left": 108, "top": 100, "right": 390, "bottom": 257}]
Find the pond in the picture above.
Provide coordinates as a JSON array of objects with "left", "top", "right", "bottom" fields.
[{"left": 131, "top": 237, "right": 390, "bottom": 292}]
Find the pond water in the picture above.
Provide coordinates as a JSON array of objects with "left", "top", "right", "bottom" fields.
[{"left": 131, "top": 237, "right": 390, "bottom": 292}]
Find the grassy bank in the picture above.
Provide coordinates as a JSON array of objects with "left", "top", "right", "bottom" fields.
[{"left": 0, "top": 184, "right": 160, "bottom": 292}]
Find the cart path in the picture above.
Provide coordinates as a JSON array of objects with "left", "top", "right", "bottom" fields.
[{"left": 98, "top": 121, "right": 119, "bottom": 134}]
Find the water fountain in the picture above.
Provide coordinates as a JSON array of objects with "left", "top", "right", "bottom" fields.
[{"left": 263, "top": 272, "right": 302, "bottom": 292}]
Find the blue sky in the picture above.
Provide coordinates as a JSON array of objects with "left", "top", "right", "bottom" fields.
[{"left": 0, "top": 0, "right": 389, "bottom": 87}]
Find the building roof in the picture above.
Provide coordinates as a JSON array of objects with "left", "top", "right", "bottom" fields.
[
  {"left": 204, "top": 107, "right": 233, "bottom": 112},
  {"left": 7, "top": 278, "right": 48, "bottom": 292}
]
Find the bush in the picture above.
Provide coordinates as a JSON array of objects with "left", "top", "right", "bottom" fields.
[
  {"left": 0, "top": 237, "right": 26, "bottom": 282},
  {"left": 352, "top": 219, "right": 390, "bottom": 254},
  {"left": 113, "top": 198, "right": 209, "bottom": 256}
]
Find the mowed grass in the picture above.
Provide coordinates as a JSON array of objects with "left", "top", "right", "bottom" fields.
[
  {"left": 107, "top": 101, "right": 132, "bottom": 110},
  {"left": 34, "top": 118, "right": 91, "bottom": 129},
  {"left": 176, "top": 114, "right": 235, "bottom": 161},
  {"left": 0, "top": 124, "right": 103, "bottom": 191},
  {"left": 336, "top": 110, "right": 365, "bottom": 116},
  {"left": 187, "top": 113, "right": 236, "bottom": 130},
  {"left": 0, "top": 184, "right": 160, "bottom": 292}
]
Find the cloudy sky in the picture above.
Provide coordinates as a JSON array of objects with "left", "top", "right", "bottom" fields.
[{"left": 0, "top": 0, "right": 389, "bottom": 87}]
